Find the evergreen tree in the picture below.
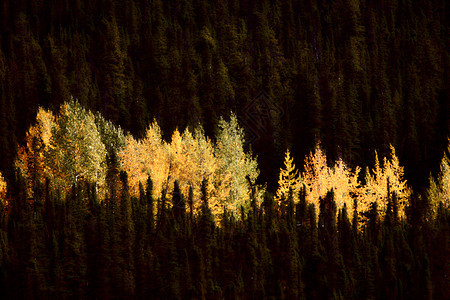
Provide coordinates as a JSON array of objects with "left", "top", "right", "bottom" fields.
[{"left": 275, "top": 149, "right": 301, "bottom": 205}]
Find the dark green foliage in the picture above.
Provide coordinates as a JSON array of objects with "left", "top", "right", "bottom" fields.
[
  {"left": 0, "top": 0, "right": 447, "bottom": 190},
  {"left": 0, "top": 0, "right": 448, "bottom": 298},
  {"left": 0, "top": 173, "right": 448, "bottom": 299}
]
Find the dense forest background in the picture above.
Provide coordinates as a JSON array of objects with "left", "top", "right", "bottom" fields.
[
  {"left": 0, "top": 0, "right": 448, "bottom": 190},
  {"left": 0, "top": 0, "right": 449, "bottom": 299}
]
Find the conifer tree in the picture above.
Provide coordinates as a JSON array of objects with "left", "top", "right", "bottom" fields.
[
  {"left": 275, "top": 149, "right": 301, "bottom": 205},
  {"left": 318, "top": 190, "right": 340, "bottom": 297},
  {"left": 172, "top": 180, "right": 186, "bottom": 228},
  {"left": 62, "top": 183, "right": 88, "bottom": 298},
  {"left": 363, "top": 146, "right": 411, "bottom": 219},
  {"left": 118, "top": 171, "right": 135, "bottom": 297},
  {"left": 145, "top": 176, "right": 154, "bottom": 235},
  {"left": 0, "top": 45, "right": 17, "bottom": 179},
  {"left": 330, "top": 158, "right": 361, "bottom": 221},
  {"left": 134, "top": 183, "right": 147, "bottom": 299},
  {"left": 45, "top": 36, "right": 70, "bottom": 108},
  {"left": 98, "top": 15, "right": 129, "bottom": 127}
]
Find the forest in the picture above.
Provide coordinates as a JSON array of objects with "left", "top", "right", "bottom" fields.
[{"left": 0, "top": 0, "right": 448, "bottom": 299}]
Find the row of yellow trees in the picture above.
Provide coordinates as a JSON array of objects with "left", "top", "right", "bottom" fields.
[
  {"left": 13, "top": 100, "right": 260, "bottom": 217},
  {"left": 120, "top": 115, "right": 261, "bottom": 216},
  {"left": 276, "top": 140, "right": 450, "bottom": 220},
  {"left": 276, "top": 144, "right": 410, "bottom": 220},
  {"left": 5, "top": 100, "right": 450, "bottom": 222}
]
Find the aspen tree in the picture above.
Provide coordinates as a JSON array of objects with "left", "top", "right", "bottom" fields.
[
  {"left": 120, "top": 121, "right": 169, "bottom": 199},
  {"left": 46, "top": 100, "right": 107, "bottom": 194},
  {"left": 179, "top": 127, "right": 217, "bottom": 213},
  {"left": 302, "top": 143, "right": 331, "bottom": 217},
  {"left": 214, "top": 113, "right": 259, "bottom": 217},
  {"left": 15, "top": 107, "right": 56, "bottom": 197}
]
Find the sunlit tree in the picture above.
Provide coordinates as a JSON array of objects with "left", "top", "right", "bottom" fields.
[
  {"left": 330, "top": 158, "right": 361, "bottom": 221},
  {"left": 427, "top": 138, "right": 450, "bottom": 217},
  {"left": 168, "top": 129, "right": 192, "bottom": 196},
  {"left": 15, "top": 107, "right": 56, "bottom": 197},
  {"left": 214, "top": 113, "right": 260, "bottom": 216},
  {"left": 174, "top": 127, "right": 218, "bottom": 213},
  {"left": 46, "top": 99, "right": 107, "bottom": 194},
  {"left": 275, "top": 149, "right": 301, "bottom": 205},
  {"left": 0, "top": 171, "right": 6, "bottom": 205},
  {"left": 303, "top": 143, "right": 362, "bottom": 221},
  {"left": 302, "top": 143, "right": 331, "bottom": 216},
  {"left": 94, "top": 112, "right": 126, "bottom": 163},
  {"left": 363, "top": 145, "right": 411, "bottom": 218},
  {"left": 119, "top": 120, "right": 169, "bottom": 199}
]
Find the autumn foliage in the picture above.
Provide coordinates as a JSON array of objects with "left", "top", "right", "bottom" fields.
[
  {"left": 15, "top": 103, "right": 260, "bottom": 219},
  {"left": 428, "top": 138, "right": 450, "bottom": 217},
  {"left": 13, "top": 102, "right": 447, "bottom": 227},
  {"left": 0, "top": 171, "right": 6, "bottom": 205},
  {"left": 5, "top": 102, "right": 450, "bottom": 299},
  {"left": 120, "top": 114, "right": 260, "bottom": 218},
  {"left": 277, "top": 142, "right": 410, "bottom": 222}
]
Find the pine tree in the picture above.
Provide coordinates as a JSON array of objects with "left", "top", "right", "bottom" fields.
[
  {"left": 318, "top": 190, "right": 340, "bottom": 297},
  {"left": 97, "top": 15, "right": 129, "bottom": 126},
  {"left": 45, "top": 36, "right": 70, "bottom": 108},
  {"left": 172, "top": 180, "right": 186, "bottom": 229},
  {"left": 62, "top": 183, "right": 88, "bottom": 298},
  {"left": 118, "top": 171, "right": 135, "bottom": 297},
  {"left": 145, "top": 176, "right": 154, "bottom": 235}
]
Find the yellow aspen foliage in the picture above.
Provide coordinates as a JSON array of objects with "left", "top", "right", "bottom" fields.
[
  {"left": 120, "top": 120, "right": 170, "bottom": 199},
  {"left": 302, "top": 143, "right": 331, "bottom": 216},
  {"left": 302, "top": 143, "right": 362, "bottom": 221},
  {"left": 0, "top": 172, "right": 6, "bottom": 205},
  {"left": 120, "top": 135, "right": 147, "bottom": 197},
  {"left": 214, "top": 114, "right": 260, "bottom": 217},
  {"left": 186, "top": 127, "right": 218, "bottom": 187},
  {"left": 275, "top": 149, "right": 301, "bottom": 205},
  {"left": 45, "top": 100, "right": 107, "bottom": 195},
  {"left": 330, "top": 158, "right": 361, "bottom": 221},
  {"left": 427, "top": 138, "right": 450, "bottom": 217},
  {"left": 15, "top": 104, "right": 262, "bottom": 220},
  {"left": 15, "top": 107, "right": 56, "bottom": 197},
  {"left": 120, "top": 123, "right": 218, "bottom": 215},
  {"left": 177, "top": 127, "right": 218, "bottom": 213},
  {"left": 168, "top": 129, "right": 192, "bottom": 194},
  {"left": 363, "top": 145, "right": 411, "bottom": 218},
  {"left": 141, "top": 121, "right": 170, "bottom": 198}
]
